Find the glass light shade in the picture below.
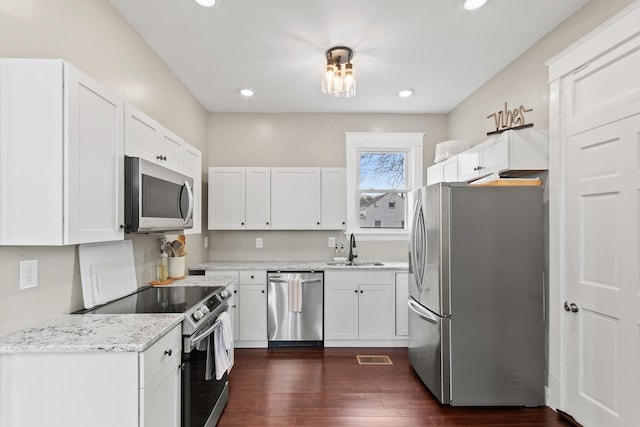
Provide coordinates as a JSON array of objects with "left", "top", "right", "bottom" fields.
[
  {"left": 322, "top": 63, "right": 337, "bottom": 94},
  {"left": 331, "top": 64, "right": 344, "bottom": 97},
  {"left": 343, "top": 63, "right": 356, "bottom": 98}
]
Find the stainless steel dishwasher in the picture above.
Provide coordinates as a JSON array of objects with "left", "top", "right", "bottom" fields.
[{"left": 267, "top": 271, "right": 323, "bottom": 347}]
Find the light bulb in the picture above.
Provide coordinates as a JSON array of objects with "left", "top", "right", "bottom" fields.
[
  {"left": 463, "top": 0, "right": 487, "bottom": 10},
  {"left": 322, "top": 63, "right": 337, "bottom": 94},
  {"left": 343, "top": 63, "right": 356, "bottom": 98}
]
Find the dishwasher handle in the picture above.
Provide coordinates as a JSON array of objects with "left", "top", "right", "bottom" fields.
[{"left": 269, "top": 278, "right": 322, "bottom": 284}]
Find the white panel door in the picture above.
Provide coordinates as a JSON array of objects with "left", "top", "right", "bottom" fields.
[
  {"left": 238, "top": 284, "right": 267, "bottom": 341},
  {"left": 426, "top": 163, "right": 444, "bottom": 185},
  {"left": 565, "top": 114, "right": 640, "bottom": 427},
  {"left": 324, "top": 283, "right": 358, "bottom": 340},
  {"left": 158, "top": 128, "right": 184, "bottom": 172},
  {"left": 321, "top": 168, "right": 346, "bottom": 230}
]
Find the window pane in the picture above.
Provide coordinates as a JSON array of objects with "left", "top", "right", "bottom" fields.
[
  {"left": 359, "top": 153, "right": 405, "bottom": 189},
  {"left": 359, "top": 192, "right": 406, "bottom": 229}
]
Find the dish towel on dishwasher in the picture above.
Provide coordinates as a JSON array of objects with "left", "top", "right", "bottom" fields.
[
  {"left": 212, "top": 311, "right": 233, "bottom": 380},
  {"left": 288, "top": 277, "right": 303, "bottom": 312}
]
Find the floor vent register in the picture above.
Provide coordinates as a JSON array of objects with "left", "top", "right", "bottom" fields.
[{"left": 356, "top": 355, "right": 393, "bottom": 365}]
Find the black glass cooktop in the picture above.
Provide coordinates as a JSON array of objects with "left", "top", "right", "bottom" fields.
[{"left": 81, "top": 285, "right": 224, "bottom": 314}]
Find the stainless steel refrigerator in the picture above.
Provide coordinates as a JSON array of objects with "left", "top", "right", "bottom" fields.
[{"left": 408, "top": 183, "right": 545, "bottom": 406}]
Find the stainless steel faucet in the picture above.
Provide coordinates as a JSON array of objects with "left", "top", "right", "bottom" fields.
[{"left": 348, "top": 233, "right": 358, "bottom": 262}]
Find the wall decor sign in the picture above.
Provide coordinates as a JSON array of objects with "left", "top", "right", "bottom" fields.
[{"left": 486, "top": 102, "right": 533, "bottom": 135}]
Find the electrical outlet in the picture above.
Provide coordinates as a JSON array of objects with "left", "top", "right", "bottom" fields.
[
  {"left": 204, "top": 236, "right": 209, "bottom": 248},
  {"left": 256, "top": 237, "right": 263, "bottom": 249},
  {"left": 19, "top": 259, "right": 38, "bottom": 290},
  {"left": 328, "top": 237, "right": 336, "bottom": 248}
]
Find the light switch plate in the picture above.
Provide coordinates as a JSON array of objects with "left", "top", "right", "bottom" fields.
[
  {"left": 328, "top": 237, "right": 336, "bottom": 248},
  {"left": 256, "top": 237, "right": 263, "bottom": 249},
  {"left": 19, "top": 259, "right": 38, "bottom": 290}
]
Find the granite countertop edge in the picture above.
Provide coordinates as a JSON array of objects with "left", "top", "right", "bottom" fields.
[
  {"left": 191, "top": 260, "right": 409, "bottom": 272},
  {"left": 0, "top": 313, "right": 184, "bottom": 355}
]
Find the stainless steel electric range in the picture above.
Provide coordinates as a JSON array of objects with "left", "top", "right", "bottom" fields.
[{"left": 77, "top": 241, "right": 231, "bottom": 427}]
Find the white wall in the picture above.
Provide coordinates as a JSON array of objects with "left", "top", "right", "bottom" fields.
[
  {"left": 207, "top": 112, "right": 447, "bottom": 262},
  {"left": 446, "top": 0, "right": 636, "bottom": 148},
  {"left": 0, "top": 0, "right": 209, "bottom": 336}
]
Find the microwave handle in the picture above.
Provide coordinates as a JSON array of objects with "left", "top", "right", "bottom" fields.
[{"left": 183, "top": 180, "right": 194, "bottom": 224}]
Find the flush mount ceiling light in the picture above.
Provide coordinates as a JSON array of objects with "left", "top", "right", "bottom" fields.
[
  {"left": 463, "top": 0, "right": 487, "bottom": 10},
  {"left": 398, "top": 89, "right": 414, "bottom": 98},
  {"left": 239, "top": 88, "right": 254, "bottom": 97},
  {"left": 194, "top": 0, "right": 216, "bottom": 7},
  {"left": 322, "top": 46, "right": 356, "bottom": 98}
]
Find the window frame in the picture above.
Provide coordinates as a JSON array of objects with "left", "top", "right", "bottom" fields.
[{"left": 345, "top": 132, "right": 424, "bottom": 241}]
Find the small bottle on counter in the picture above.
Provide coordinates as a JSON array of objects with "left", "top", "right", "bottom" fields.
[
  {"left": 339, "top": 244, "right": 345, "bottom": 258},
  {"left": 333, "top": 245, "right": 339, "bottom": 259},
  {"left": 157, "top": 247, "right": 168, "bottom": 282}
]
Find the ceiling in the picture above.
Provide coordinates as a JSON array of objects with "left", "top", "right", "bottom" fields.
[{"left": 109, "top": 0, "right": 589, "bottom": 114}]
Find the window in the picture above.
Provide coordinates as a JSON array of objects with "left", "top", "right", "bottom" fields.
[{"left": 346, "top": 133, "right": 424, "bottom": 240}]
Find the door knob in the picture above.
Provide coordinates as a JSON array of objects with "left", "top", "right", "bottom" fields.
[{"left": 564, "top": 301, "right": 579, "bottom": 313}]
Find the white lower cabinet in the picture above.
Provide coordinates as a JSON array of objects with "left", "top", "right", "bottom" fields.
[
  {"left": 395, "top": 272, "right": 409, "bottom": 336},
  {"left": 0, "top": 325, "right": 181, "bottom": 427},
  {"left": 207, "top": 270, "right": 267, "bottom": 347},
  {"left": 324, "top": 270, "right": 402, "bottom": 346}
]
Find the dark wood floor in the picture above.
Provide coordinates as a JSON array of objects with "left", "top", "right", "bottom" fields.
[{"left": 218, "top": 347, "right": 570, "bottom": 426}]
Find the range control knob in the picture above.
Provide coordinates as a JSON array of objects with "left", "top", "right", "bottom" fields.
[
  {"left": 192, "top": 309, "right": 204, "bottom": 321},
  {"left": 200, "top": 305, "right": 210, "bottom": 315},
  {"left": 220, "top": 290, "right": 229, "bottom": 298}
]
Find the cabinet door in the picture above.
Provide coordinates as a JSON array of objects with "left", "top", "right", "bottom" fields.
[
  {"left": 358, "top": 284, "right": 394, "bottom": 340},
  {"left": 124, "top": 103, "right": 159, "bottom": 162},
  {"left": 157, "top": 128, "right": 184, "bottom": 172},
  {"left": 478, "top": 137, "right": 508, "bottom": 177},
  {"left": 183, "top": 144, "right": 202, "bottom": 235},
  {"left": 324, "top": 283, "right": 359, "bottom": 340},
  {"left": 141, "top": 361, "right": 181, "bottom": 427},
  {"left": 321, "top": 168, "right": 346, "bottom": 229},
  {"left": 457, "top": 144, "right": 484, "bottom": 182},
  {"left": 442, "top": 156, "right": 459, "bottom": 182},
  {"left": 239, "top": 284, "right": 267, "bottom": 341},
  {"left": 271, "top": 168, "right": 321, "bottom": 229},
  {"left": 65, "top": 63, "right": 124, "bottom": 244},
  {"left": 395, "top": 272, "right": 409, "bottom": 336},
  {"left": 209, "top": 167, "right": 245, "bottom": 229},
  {"left": 245, "top": 168, "right": 271, "bottom": 229},
  {"left": 426, "top": 163, "right": 444, "bottom": 185}
]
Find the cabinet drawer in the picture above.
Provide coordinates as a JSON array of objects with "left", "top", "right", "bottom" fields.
[
  {"left": 325, "top": 270, "right": 394, "bottom": 285},
  {"left": 140, "top": 324, "right": 181, "bottom": 387},
  {"left": 239, "top": 270, "right": 267, "bottom": 284},
  {"left": 206, "top": 270, "right": 239, "bottom": 284}
]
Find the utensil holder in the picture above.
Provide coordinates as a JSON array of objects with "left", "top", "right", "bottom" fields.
[{"left": 168, "top": 256, "right": 186, "bottom": 278}]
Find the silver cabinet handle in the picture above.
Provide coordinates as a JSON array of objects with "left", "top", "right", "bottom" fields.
[{"left": 564, "top": 301, "right": 579, "bottom": 313}]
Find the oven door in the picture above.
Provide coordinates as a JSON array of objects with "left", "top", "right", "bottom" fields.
[{"left": 182, "top": 316, "right": 229, "bottom": 427}]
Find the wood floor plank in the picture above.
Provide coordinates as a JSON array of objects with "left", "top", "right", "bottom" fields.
[{"left": 217, "top": 348, "right": 569, "bottom": 427}]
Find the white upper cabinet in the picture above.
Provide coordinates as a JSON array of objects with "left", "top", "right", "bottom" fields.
[
  {"left": 209, "top": 167, "right": 270, "bottom": 230},
  {"left": 183, "top": 144, "right": 202, "bottom": 235},
  {"left": 457, "top": 129, "right": 548, "bottom": 182},
  {"left": 271, "top": 168, "right": 322, "bottom": 229},
  {"left": 124, "top": 103, "right": 184, "bottom": 172},
  {"left": 426, "top": 156, "right": 459, "bottom": 185},
  {"left": 321, "top": 168, "right": 346, "bottom": 230},
  {"left": 0, "top": 59, "right": 124, "bottom": 245}
]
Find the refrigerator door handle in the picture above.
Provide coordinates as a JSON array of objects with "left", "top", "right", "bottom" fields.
[{"left": 408, "top": 299, "right": 439, "bottom": 325}]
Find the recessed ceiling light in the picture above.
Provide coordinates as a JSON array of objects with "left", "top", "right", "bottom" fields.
[
  {"left": 463, "top": 0, "right": 487, "bottom": 10},
  {"left": 398, "top": 89, "right": 414, "bottom": 98},
  {"left": 239, "top": 88, "right": 254, "bottom": 97},
  {"left": 194, "top": 0, "right": 216, "bottom": 7}
]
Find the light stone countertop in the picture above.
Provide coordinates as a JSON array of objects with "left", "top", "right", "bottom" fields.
[
  {"left": 191, "top": 260, "right": 409, "bottom": 272},
  {"left": 0, "top": 313, "right": 184, "bottom": 354}
]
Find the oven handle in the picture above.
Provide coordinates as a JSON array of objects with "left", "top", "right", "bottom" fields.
[{"left": 190, "top": 318, "right": 222, "bottom": 347}]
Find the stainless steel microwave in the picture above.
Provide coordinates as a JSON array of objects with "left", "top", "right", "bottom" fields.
[{"left": 124, "top": 156, "right": 194, "bottom": 233}]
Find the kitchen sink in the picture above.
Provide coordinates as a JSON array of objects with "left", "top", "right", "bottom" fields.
[{"left": 325, "top": 261, "right": 384, "bottom": 266}]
